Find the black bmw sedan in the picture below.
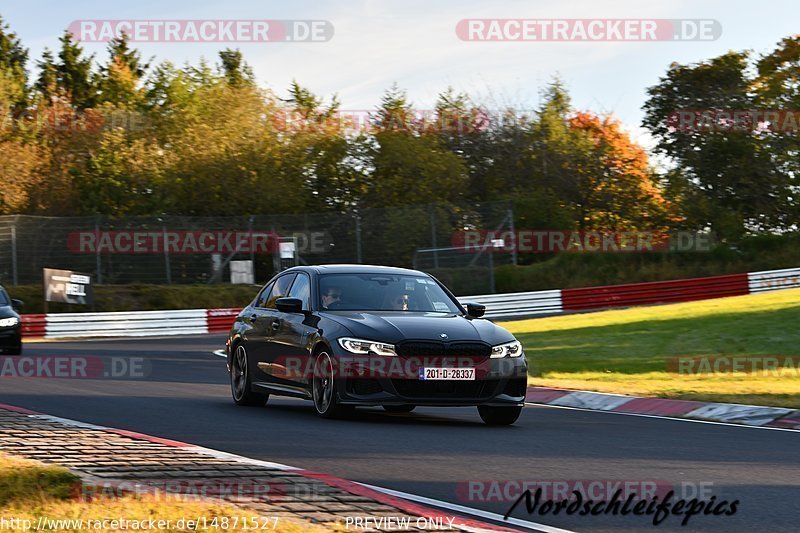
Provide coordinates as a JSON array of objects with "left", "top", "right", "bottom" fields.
[
  {"left": 0, "top": 285, "right": 23, "bottom": 355},
  {"left": 226, "top": 265, "right": 528, "bottom": 425}
]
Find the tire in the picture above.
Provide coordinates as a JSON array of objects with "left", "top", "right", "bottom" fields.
[
  {"left": 477, "top": 405, "right": 522, "bottom": 426},
  {"left": 230, "top": 344, "right": 268, "bottom": 407},
  {"left": 383, "top": 405, "right": 415, "bottom": 413},
  {"left": 312, "top": 351, "right": 354, "bottom": 419}
]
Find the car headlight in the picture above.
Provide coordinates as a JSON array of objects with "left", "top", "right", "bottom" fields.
[
  {"left": 490, "top": 340, "right": 523, "bottom": 358},
  {"left": 0, "top": 317, "right": 19, "bottom": 328},
  {"left": 338, "top": 337, "right": 397, "bottom": 356}
]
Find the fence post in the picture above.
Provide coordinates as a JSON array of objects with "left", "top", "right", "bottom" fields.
[
  {"left": 430, "top": 205, "right": 439, "bottom": 269},
  {"left": 355, "top": 215, "right": 363, "bottom": 263},
  {"left": 248, "top": 215, "right": 255, "bottom": 267},
  {"left": 94, "top": 217, "right": 103, "bottom": 284},
  {"left": 508, "top": 203, "right": 517, "bottom": 266},
  {"left": 488, "top": 249, "right": 496, "bottom": 293},
  {"left": 10, "top": 218, "right": 18, "bottom": 286},
  {"left": 162, "top": 224, "right": 172, "bottom": 284}
]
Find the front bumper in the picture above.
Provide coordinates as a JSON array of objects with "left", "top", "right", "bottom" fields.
[
  {"left": 0, "top": 328, "right": 22, "bottom": 354},
  {"left": 332, "top": 352, "right": 528, "bottom": 407}
]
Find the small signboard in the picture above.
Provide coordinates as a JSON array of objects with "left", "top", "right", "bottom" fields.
[
  {"left": 230, "top": 260, "right": 254, "bottom": 284},
  {"left": 43, "top": 268, "right": 93, "bottom": 305},
  {"left": 279, "top": 241, "right": 297, "bottom": 259}
]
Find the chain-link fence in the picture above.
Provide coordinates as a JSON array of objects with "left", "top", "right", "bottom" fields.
[{"left": 0, "top": 201, "right": 515, "bottom": 295}]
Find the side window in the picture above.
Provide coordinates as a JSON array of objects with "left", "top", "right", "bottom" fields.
[
  {"left": 287, "top": 274, "right": 311, "bottom": 310},
  {"left": 265, "top": 273, "right": 296, "bottom": 309},
  {"left": 255, "top": 281, "right": 275, "bottom": 308}
]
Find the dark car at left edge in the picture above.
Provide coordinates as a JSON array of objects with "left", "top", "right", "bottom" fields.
[{"left": 0, "top": 285, "right": 23, "bottom": 355}]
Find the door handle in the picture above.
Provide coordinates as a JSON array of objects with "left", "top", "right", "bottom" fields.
[{"left": 271, "top": 319, "right": 281, "bottom": 330}]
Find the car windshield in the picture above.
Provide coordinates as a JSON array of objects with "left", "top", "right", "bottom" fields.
[
  {"left": 0, "top": 289, "right": 8, "bottom": 306},
  {"left": 318, "top": 274, "right": 461, "bottom": 313}
]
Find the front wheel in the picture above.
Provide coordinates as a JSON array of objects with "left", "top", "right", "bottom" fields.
[
  {"left": 312, "top": 352, "right": 354, "bottom": 419},
  {"left": 230, "top": 345, "right": 268, "bottom": 407},
  {"left": 478, "top": 405, "right": 522, "bottom": 426}
]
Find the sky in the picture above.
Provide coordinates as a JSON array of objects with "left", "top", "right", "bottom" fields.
[{"left": 3, "top": 0, "right": 799, "bottom": 148}]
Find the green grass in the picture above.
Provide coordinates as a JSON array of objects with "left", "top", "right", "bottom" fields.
[
  {"left": 0, "top": 454, "right": 324, "bottom": 532},
  {"left": 0, "top": 455, "right": 80, "bottom": 505},
  {"left": 503, "top": 288, "right": 800, "bottom": 408}
]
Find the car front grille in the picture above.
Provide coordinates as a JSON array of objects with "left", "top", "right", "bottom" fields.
[
  {"left": 395, "top": 341, "right": 491, "bottom": 358},
  {"left": 391, "top": 379, "right": 498, "bottom": 400}
]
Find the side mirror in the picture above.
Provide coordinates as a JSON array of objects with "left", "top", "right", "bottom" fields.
[
  {"left": 10, "top": 299, "right": 23, "bottom": 313},
  {"left": 276, "top": 297, "right": 304, "bottom": 314},
  {"left": 464, "top": 302, "right": 485, "bottom": 318}
]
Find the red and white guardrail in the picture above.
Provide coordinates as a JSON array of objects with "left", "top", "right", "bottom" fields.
[{"left": 18, "top": 266, "right": 800, "bottom": 339}]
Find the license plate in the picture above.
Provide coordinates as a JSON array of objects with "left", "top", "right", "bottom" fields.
[{"left": 419, "top": 367, "right": 475, "bottom": 381}]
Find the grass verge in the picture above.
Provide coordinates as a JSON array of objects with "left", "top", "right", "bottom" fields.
[
  {"left": 503, "top": 288, "right": 800, "bottom": 408},
  {"left": 0, "top": 454, "right": 325, "bottom": 532}
]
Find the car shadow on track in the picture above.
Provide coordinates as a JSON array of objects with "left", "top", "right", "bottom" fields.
[{"left": 248, "top": 400, "right": 509, "bottom": 428}]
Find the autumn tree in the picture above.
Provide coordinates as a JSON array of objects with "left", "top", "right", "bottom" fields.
[
  {"left": 96, "top": 34, "right": 148, "bottom": 108},
  {"left": 643, "top": 46, "right": 796, "bottom": 238}
]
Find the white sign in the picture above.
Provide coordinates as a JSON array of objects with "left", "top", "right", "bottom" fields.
[
  {"left": 230, "top": 260, "right": 254, "bottom": 284},
  {"left": 279, "top": 241, "right": 297, "bottom": 260}
]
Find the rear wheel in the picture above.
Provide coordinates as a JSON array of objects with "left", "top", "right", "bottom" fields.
[
  {"left": 312, "top": 352, "right": 354, "bottom": 419},
  {"left": 477, "top": 405, "right": 522, "bottom": 426},
  {"left": 383, "top": 405, "right": 415, "bottom": 413},
  {"left": 230, "top": 345, "right": 268, "bottom": 407}
]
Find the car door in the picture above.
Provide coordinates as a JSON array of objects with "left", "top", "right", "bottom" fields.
[
  {"left": 252, "top": 273, "right": 296, "bottom": 383},
  {"left": 241, "top": 280, "right": 274, "bottom": 374},
  {"left": 269, "top": 272, "right": 315, "bottom": 387}
]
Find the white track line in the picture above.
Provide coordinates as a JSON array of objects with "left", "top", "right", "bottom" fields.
[
  {"left": 358, "top": 483, "right": 576, "bottom": 533},
  {"left": 526, "top": 402, "right": 800, "bottom": 433}
]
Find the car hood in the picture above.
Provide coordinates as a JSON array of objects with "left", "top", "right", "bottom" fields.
[
  {"left": 321, "top": 311, "right": 514, "bottom": 345},
  {"left": 0, "top": 305, "right": 19, "bottom": 320}
]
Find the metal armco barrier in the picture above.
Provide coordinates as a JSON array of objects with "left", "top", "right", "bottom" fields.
[
  {"left": 561, "top": 273, "right": 749, "bottom": 311},
  {"left": 20, "top": 315, "right": 46, "bottom": 337},
  {"left": 207, "top": 308, "right": 242, "bottom": 333},
  {"left": 457, "top": 289, "right": 563, "bottom": 318},
  {"left": 44, "top": 309, "right": 208, "bottom": 338},
  {"left": 748, "top": 267, "right": 800, "bottom": 293},
  {"left": 17, "top": 266, "right": 800, "bottom": 339}
]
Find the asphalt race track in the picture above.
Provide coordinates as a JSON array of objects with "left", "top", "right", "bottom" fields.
[{"left": 1, "top": 335, "right": 798, "bottom": 532}]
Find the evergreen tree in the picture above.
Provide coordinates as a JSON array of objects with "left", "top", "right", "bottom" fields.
[
  {"left": 219, "top": 49, "right": 254, "bottom": 87},
  {"left": 56, "top": 31, "right": 95, "bottom": 109},
  {"left": 0, "top": 16, "right": 29, "bottom": 110},
  {"left": 35, "top": 48, "right": 58, "bottom": 103}
]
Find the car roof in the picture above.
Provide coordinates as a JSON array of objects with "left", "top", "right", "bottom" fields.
[{"left": 286, "top": 264, "right": 429, "bottom": 277}]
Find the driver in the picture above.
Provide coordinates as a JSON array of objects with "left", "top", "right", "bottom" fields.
[
  {"left": 390, "top": 293, "right": 410, "bottom": 311},
  {"left": 321, "top": 286, "right": 343, "bottom": 309}
]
